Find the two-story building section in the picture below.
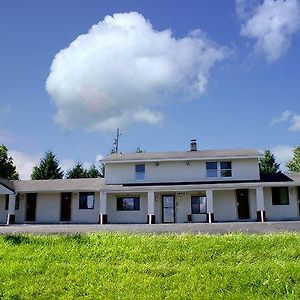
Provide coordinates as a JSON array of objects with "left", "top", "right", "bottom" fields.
[{"left": 1, "top": 140, "right": 300, "bottom": 225}]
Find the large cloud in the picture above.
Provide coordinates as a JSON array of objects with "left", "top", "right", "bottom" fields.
[
  {"left": 237, "top": 0, "right": 300, "bottom": 62},
  {"left": 46, "top": 12, "right": 227, "bottom": 132}
]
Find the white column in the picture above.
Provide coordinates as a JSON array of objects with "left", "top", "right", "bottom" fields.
[
  {"left": 6, "top": 194, "right": 16, "bottom": 225},
  {"left": 256, "top": 187, "right": 265, "bottom": 222},
  {"left": 99, "top": 191, "right": 107, "bottom": 224},
  {"left": 206, "top": 189, "right": 214, "bottom": 223},
  {"left": 147, "top": 191, "right": 155, "bottom": 224}
]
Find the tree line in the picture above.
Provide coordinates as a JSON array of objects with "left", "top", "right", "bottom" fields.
[{"left": 0, "top": 144, "right": 300, "bottom": 180}]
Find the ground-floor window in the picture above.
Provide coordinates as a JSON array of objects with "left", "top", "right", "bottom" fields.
[
  {"left": 191, "top": 196, "right": 207, "bottom": 214},
  {"left": 79, "top": 192, "right": 95, "bottom": 209},
  {"left": 117, "top": 197, "right": 140, "bottom": 211},
  {"left": 272, "top": 187, "right": 289, "bottom": 205},
  {"left": 5, "top": 195, "right": 9, "bottom": 210},
  {"left": 5, "top": 194, "right": 20, "bottom": 210}
]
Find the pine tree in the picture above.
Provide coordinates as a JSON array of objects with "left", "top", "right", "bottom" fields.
[
  {"left": 259, "top": 149, "right": 280, "bottom": 175},
  {"left": 66, "top": 162, "right": 88, "bottom": 179},
  {"left": 0, "top": 144, "right": 19, "bottom": 180},
  {"left": 31, "top": 151, "right": 64, "bottom": 180},
  {"left": 87, "top": 164, "right": 102, "bottom": 178},
  {"left": 286, "top": 146, "right": 300, "bottom": 172}
]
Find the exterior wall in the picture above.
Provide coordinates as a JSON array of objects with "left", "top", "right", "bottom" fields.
[
  {"left": 107, "top": 193, "right": 147, "bottom": 224},
  {"left": 0, "top": 195, "right": 7, "bottom": 224},
  {"left": 36, "top": 193, "right": 60, "bottom": 223},
  {"left": 264, "top": 187, "right": 299, "bottom": 220},
  {"left": 105, "top": 158, "right": 260, "bottom": 184}
]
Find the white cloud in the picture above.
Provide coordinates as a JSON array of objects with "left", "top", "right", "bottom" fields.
[
  {"left": 46, "top": 12, "right": 227, "bottom": 132},
  {"left": 9, "top": 150, "right": 40, "bottom": 180},
  {"left": 289, "top": 114, "right": 300, "bottom": 131},
  {"left": 271, "top": 144, "right": 294, "bottom": 170},
  {"left": 270, "top": 110, "right": 292, "bottom": 125},
  {"left": 95, "top": 154, "right": 104, "bottom": 163},
  {"left": 271, "top": 110, "right": 300, "bottom": 131},
  {"left": 237, "top": 0, "right": 300, "bottom": 62}
]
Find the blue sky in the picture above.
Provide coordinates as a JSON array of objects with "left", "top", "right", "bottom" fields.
[{"left": 0, "top": 0, "right": 299, "bottom": 178}]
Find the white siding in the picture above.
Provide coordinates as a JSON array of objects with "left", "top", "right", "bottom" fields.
[
  {"left": 105, "top": 158, "right": 260, "bottom": 184},
  {"left": 107, "top": 193, "right": 147, "bottom": 224},
  {"left": 265, "top": 187, "right": 299, "bottom": 220},
  {"left": 214, "top": 190, "right": 238, "bottom": 222},
  {"left": 36, "top": 193, "right": 60, "bottom": 223},
  {"left": 0, "top": 195, "right": 7, "bottom": 224}
]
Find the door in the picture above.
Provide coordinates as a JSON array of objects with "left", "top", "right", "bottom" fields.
[
  {"left": 162, "top": 195, "right": 175, "bottom": 223},
  {"left": 236, "top": 189, "right": 250, "bottom": 219},
  {"left": 26, "top": 193, "right": 36, "bottom": 222},
  {"left": 61, "top": 192, "right": 72, "bottom": 221}
]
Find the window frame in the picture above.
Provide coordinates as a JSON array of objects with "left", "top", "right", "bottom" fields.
[
  {"left": 220, "top": 161, "right": 232, "bottom": 178},
  {"left": 117, "top": 197, "right": 140, "bottom": 211},
  {"left": 271, "top": 187, "right": 289, "bottom": 206},
  {"left": 206, "top": 162, "right": 218, "bottom": 178},
  {"left": 135, "top": 164, "right": 145, "bottom": 181},
  {"left": 79, "top": 192, "right": 95, "bottom": 209},
  {"left": 191, "top": 195, "right": 207, "bottom": 214}
]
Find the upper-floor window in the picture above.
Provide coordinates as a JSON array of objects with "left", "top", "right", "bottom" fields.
[
  {"left": 272, "top": 187, "right": 289, "bottom": 205},
  {"left": 79, "top": 192, "right": 94, "bottom": 209},
  {"left": 206, "top": 162, "right": 218, "bottom": 178},
  {"left": 220, "top": 162, "right": 232, "bottom": 177},
  {"left": 135, "top": 164, "right": 145, "bottom": 180},
  {"left": 191, "top": 196, "right": 207, "bottom": 214}
]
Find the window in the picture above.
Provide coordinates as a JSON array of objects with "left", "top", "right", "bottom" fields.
[
  {"left": 79, "top": 192, "right": 95, "bottom": 209},
  {"left": 206, "top": 162, "right": 218, "bottom": 178},
  {"left": 220, "top": 162, "right": 232, "bottom": 177},
  {"left": 298, "top": 187, "right": 300, "bottom": 200},
  {"left": 191, "top": 196, "right": 207, "bottom": 214},
  {"left": 272, "top": 187, "right": 289, "bottom": 205},
  {"left": 5, "top": 195, "right": 9, "bottom": 210},
  {"left": 135, "top": 164, "right": 145, "bottom": 180},
  {"left": 117, "top": 197, "right": 140, "bottom": 211}
]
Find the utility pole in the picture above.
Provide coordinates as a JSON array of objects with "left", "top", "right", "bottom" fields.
[{"left": 114, "top": 128, "right": 120, "bottom": 153}]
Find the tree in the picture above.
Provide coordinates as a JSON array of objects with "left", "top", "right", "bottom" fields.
[
  {"left": 66, "top": 162, "right": 88, "bottom": 179},
  {"left": 31, "top": 151, "right": 64, "bottom": 180},
  {"left": 286, "top": 146, "right": 300, "bottom": 172},
  {"left": 87, "top": 164, "right": 102, "bottom": 178},
  {"left": 135, "top": 147, "right": 145, "bottom": 153},
  {"left": 259, "top": 149, "right": 280, "bottom": 175},
  {"left": 0, "top": 144, "right": 19, "bottom": 180}
]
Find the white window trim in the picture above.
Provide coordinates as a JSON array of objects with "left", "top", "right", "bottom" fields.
[{"left": 206, "top": 161, "right": 232, "bottom": 179}]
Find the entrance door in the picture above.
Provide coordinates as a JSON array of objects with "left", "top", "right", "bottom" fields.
[
  {"left": 26, "top": 193, "right": 36, "bottom": 221},
  {"left": 162, "top": 195, "right": 175, "bottom": 223},
  {"left": 236, "top": 189, "right": 250, "bottom": 219},
  {"left": 61, "top": 192, "right": 72, "bottom": 221}
]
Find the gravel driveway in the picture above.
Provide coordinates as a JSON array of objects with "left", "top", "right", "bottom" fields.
[{"left": 1, "top": 221, "right": 300, "bottom": 235}]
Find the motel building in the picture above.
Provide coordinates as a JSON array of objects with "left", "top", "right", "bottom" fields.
[{"left": 1, "top": 140, "right": 300, "bottom": 225}]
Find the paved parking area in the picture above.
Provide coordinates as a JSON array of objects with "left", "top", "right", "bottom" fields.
[{"left": 1, "top": 221, "right": 300, "bottom": 235}]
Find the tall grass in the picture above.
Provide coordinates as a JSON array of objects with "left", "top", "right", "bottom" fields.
[{"left": 0, "top": 233, "right": 300, "bottom": 299}]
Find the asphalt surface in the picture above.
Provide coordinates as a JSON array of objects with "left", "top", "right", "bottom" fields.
[{"left": 1, "top": 221, "right": 300, "bottom": 235}]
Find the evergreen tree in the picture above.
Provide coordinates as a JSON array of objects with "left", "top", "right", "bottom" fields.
[
  {"left": 259, "top": 149, "right": 280, "bottom": 175},
  {"left": 31, "top": 151, "right": 64, "bottom": 180},
  {"left": 66, "top": 162, "right": 88, "bottom": 179},
  {"left": 135, "top": 147, "right": 145, "bottom": 153},
  {"left": 286, "top": 146, "right": 300, "bottom": 172},
  {"left": 0, "top": 144, "right": 19, "bottom": 180},
  {"left": 87, "top": 164, "right": 102, "bottom": 178},
  {"left": 99, "top": 163, "right": 105, "bottom": 178}
]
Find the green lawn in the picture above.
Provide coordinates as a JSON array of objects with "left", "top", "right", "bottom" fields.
[{"left": 1, "top": 233, "right": 300, "bottom": 299}]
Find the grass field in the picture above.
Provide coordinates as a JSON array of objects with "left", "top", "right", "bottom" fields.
[{"left": 1, "top": 233, "right": 300, "bottom": 299}]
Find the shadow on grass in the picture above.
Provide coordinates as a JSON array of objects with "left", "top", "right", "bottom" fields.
[{"left": 3, "top": 234, "right": 31, "bottom": 245}]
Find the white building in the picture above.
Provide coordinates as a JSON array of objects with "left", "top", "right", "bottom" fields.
[{"left": 1, "top": 141, "right": 300, "bottom": 224}]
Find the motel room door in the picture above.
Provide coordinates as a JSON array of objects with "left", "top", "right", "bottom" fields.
[
  {"left": 162, "top": 195, "right": 175, "bottom": 223},
  {"left": 26, "top": 193, "right": 36, "bottom": 222},
  {"left": 236, "top": 189, "right": 250, "bottom": 219},
  {"left": 61, "top": 192, "right": 72, "bottom": 221}
]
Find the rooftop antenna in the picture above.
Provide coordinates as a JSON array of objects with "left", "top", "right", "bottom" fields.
[{"left": 113, "top": 128, "right": 121, "bottom": 153}]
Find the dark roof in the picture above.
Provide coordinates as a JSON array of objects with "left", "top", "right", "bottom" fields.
[
  {"left": 102, "top": 149, "right": 261, "bottom": 163},
  {"left": 260, "top": 172, "right": 294, "bottom": 182},
  {"left": 0, "top": 178, "right": 15, "bottom": 192}
]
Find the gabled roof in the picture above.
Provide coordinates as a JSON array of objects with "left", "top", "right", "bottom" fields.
[
  {"left": 102, "top": 149, "right": 262, "bottom": 163},
  {"left": 13, "top": 178, "right": 105, "bottom": 193},
  {"left": 0, "top": 178, "right": 15, "bottom": 192}
]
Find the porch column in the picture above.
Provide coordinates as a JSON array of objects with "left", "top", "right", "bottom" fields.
[
  {"left": 99, "top": 191, "right": 107, "bottom": 224},
  {"left": 206, "top": 189, "right": 214, "bottom": 223},
  {"left": 256, "top": 187, "right": 265, "bottom": 222},
  {"left": 147, "top": 191, "right": 155, "bottom": 224},
  {"left": 7, "top": 194, "right": 16, "bottom": 225}
]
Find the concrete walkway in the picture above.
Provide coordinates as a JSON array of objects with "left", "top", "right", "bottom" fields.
[{"left": 1, "top": 221, "right": 300, "bottom": 235}]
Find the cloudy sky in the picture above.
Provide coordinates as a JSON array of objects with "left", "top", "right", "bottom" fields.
[{"left": 0, "top": 0, "right": 299, "bottom": 179}]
